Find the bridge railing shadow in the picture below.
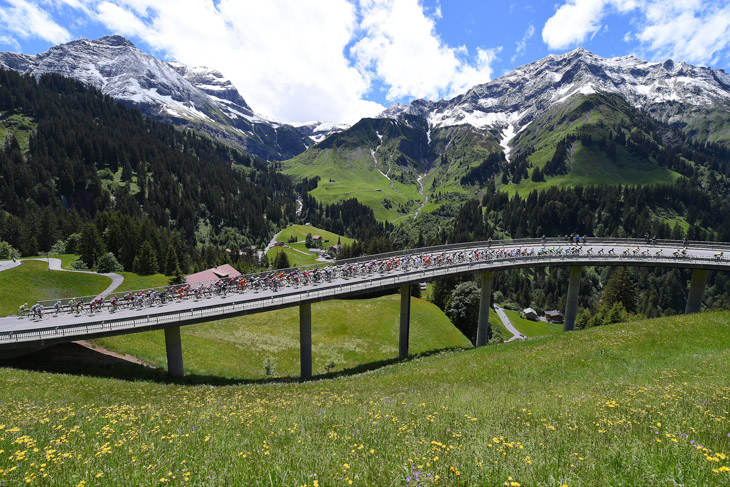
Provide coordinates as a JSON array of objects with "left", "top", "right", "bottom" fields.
[{"left": 0, "top": 342, "right": 472, "bottom": 386}]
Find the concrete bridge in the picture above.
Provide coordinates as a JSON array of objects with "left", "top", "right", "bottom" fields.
[{"left": 1, "top": 238, "right": 728, "bottom": 378}]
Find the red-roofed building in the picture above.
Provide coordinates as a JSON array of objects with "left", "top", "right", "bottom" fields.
[{"left": 185, "top": 264, "right": 241, "bottom": 285}]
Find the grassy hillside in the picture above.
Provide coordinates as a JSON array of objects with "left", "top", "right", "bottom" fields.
[
  {"left": 503, "top": 309, "right": 563, "bottom": 337},
  {"left": 0, "top": 112, "right": 35, "bottom": 152},
  {"left": 1, "top": 312, "right": 729, "bottom": 485},
  {"left": 274, "top": 224, "right": 354, "bottom": 246},
  {"left": 502, "top": 93, "right": 682, "bottom": 196},
  {"left": 267, "top": 224, "right": 355, "bottom": 267},
  {"left": 283, "top": 146, "right": 423, "bottom": 222},
  {"left": 94, "top": 294, "right": 472, "bottom": 379},
  {"left": 0, "top": 260, "right": 110, "bottom": 316}
]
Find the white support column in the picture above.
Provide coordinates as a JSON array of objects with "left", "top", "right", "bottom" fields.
[
  {"left": 685, "top": 269, "right": 708, "bottom": 314},
  {"left": 164, "top": 326, "right": 184, "bottom": 377},
  {"left": 399, "top": 285, "right": 411, "bottom": 359},
  {"left": 300, "top": 302, "right": 312, "bottom": 379},
  {"left": 475, "top": 272, "right": 494, "bottom": 347},
  {"left": 563, "top": 266, "right": 583, "bottom": 332}
]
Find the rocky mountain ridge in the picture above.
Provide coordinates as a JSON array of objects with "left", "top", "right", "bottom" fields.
[
  {"left": 379, "top": 47, "right": 730, "bottom": 140},
  {"left": 0, "top": 35, "right": 347, "bottom": 160}
]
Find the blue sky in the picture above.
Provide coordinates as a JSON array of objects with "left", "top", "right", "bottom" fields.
[{"left": 1, "top": 0, "right": 729, "bottom": 124}]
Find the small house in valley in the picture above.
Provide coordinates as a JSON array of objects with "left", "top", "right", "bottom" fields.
[
  {"left": 544, "top": 310, "right": 564, "bottom": 323},
  {"left": 523, "top": 308, "right": 538, "bottom": 321}
]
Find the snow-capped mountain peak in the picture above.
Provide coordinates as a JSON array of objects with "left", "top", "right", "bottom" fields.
[
  {"left": 378, "top": 47, "right": 730, "bottom": 135},
  {"left": 0, "top": 35, "right": 338, "bottom": 160}
]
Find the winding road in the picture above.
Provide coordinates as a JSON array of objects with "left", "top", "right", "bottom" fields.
[{"left": 0, "top": 258, "right": 124, "bottom": 298}]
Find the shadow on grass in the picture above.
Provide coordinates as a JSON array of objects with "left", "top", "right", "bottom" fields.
[{"left": 0, "top": 342, "right": 474, "bottom": 386}]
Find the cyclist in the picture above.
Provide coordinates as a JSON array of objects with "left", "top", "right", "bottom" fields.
[
  {"left": 18, "top": 302, "right": 28, "bottom": 317},
  {"left": 53, "top": 300, "right": 62, "bottom": 315}
]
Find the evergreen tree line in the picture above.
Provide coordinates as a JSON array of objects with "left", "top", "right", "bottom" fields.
[{"left": 0, "top": 69, "right": 297, "bottom": 272}]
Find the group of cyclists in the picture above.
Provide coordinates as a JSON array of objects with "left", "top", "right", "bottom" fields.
[{"left": 16, "top": 239, "right": 721, "bottom": 321}]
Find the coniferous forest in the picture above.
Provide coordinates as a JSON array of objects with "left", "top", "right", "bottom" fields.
[{"left": 0, "top": 69, "right": 296, "bottom": 273}]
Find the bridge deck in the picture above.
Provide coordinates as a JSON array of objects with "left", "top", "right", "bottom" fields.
[{"left": 1, "top": 239, "right": 728, "bottom": 351}]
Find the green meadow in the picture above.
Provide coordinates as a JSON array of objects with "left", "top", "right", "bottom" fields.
[
  {"left": 0, "top": 260, "right": 110, "bottom": 316},
  {"left": 1, "top": 312, "right": 728, "bottom": 485},
  {"left": 94, "top": 295, "right": 471, "bottom": 379}
]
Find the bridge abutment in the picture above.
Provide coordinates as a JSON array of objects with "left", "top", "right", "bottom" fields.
[
  {"left": 475, "top": 272, "right": 494, "bottom": 347},
  {"left": 300, "top": 302, "right": 312, "bottom": 379},
  {"left": 164, "top": 326, "right": 184, "bottom": 377},
  {"left": 399, "top": 285, "right": 411, "bottom": 359},
  {"left": 685, "top": 269, "right": 708, "bottom": 314},
  {"left": 563, "top": 266, "right": 583, "bottom": 332}
]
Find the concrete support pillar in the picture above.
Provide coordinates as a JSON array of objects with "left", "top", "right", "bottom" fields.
[
  {"left": 685, "top": 269, "right": 708, "bottom": 314},
  {"left": 399, "top": 285, "right": 411, "bottom": 359},
  {"left": 475, "top": 272, "right": 494, "bottom": 347},
  {"left": 300, "top": 302, "right": 312, "bottom": 379},
  {"left": 563, "top": 266, "right": 583, "bottom": 332},
  {"left": 164, "top": 326, "right": 184, "bottom": 377}
]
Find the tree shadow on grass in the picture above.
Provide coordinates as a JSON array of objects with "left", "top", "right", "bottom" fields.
[{"left": 0, "top": 342, "right": 474, "bottom": 386}]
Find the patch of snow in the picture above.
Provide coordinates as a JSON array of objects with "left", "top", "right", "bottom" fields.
[
  {"left": 578, "top": 84, "right": 595, "bottom": 96},
  {"left": 499, "top": 125, "right": 516, "bottom": 163},
  {"left": 429, "top": 109, "right": 514, "bottom": 129}
]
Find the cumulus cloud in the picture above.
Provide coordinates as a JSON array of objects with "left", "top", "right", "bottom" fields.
[
  {"left": 351, "top": 0, "right": 498, "bottom": 102},
  {"left": 75, "top": 0, "right": 379, "bottom": 123},
  {"left": 543, "top": 0, "right": 730, "bottom": 65},
  {"left": 542, "top": 0, "right": 637, "bottom": 50},
  {"left": 636, "top": 1, "right": 730, "bottom": 65},
  {"left": 0, "top": 0, "right": 72, "bottom": 45}
]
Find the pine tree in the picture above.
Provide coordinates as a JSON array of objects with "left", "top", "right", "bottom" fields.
[
  {"left": 601, "top": 267, "right": 636, "bottom": 313},
  {"left": 79, "top": 223, "right": 105, "bottom": 269},
  {"left": 274, "top": 250, "right": 291, "bottom": 269},
  {"left": 133, "top": 241, "right": 159, "bottom": 275},
  {"left": 165, "top": 244, "right": 179, "bottom": 276}
]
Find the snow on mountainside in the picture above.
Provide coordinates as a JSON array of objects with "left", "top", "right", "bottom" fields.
[
  {"left": 379, "top": 47, "right": 730, "bottom": 136},
  {"left": 168, "top": 61, "right": 257, "bottom": 121},
  {"left": 291, "top": 121, "right": 351, "bottom": 144},
  {"left": 0, "top": 36, "right": 217, "bottom": 122},
  {"left": 0, "top": 35, "right": 329, "bottom": 160}
]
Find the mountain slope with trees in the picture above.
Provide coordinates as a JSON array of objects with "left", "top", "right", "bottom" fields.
[{"left": 0, "top": 68, "right": 297, "bottom": 274}]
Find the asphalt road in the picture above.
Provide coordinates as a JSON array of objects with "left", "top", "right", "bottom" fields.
[
  {"left": 0, "top": 258, "right": 124, "bottom": 298},
  {"left": 493, "top": 305, "right": 525, "bottom": 342}
]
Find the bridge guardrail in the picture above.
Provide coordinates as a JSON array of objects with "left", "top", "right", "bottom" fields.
[
  {"left": 31, "top": 238, "right": 729, "bottom": 310},
  {"left": 3, "top": 246, "right": 729, "bottom": 347}
]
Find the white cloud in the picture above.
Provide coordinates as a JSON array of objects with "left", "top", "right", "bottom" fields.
[
  {"left": 543, "top": 0, "right": 730, "bottom": 65},
  {"left": 636, "top": 1, "right": 730, "bottom": 65},
  {"left": 0, "top": 0, "right": 72, "bottom": 44},
  {"left": 351, "top": 0, "right": 498, "bottom": 102},
  {"left": 542, "top": 0, "right": 611, "bottom": 50},
  {"left": 512, "top": 24, "right": 535, "bottom": 62},
  {"left": 0, "top": 34, "right": 20, "bottom": 50},
  {"left": 78, "top": 0, "right": 379, "bottom": 124},
  {"left": 0, "top": 0, "right": 500, "bottom": 123}
]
